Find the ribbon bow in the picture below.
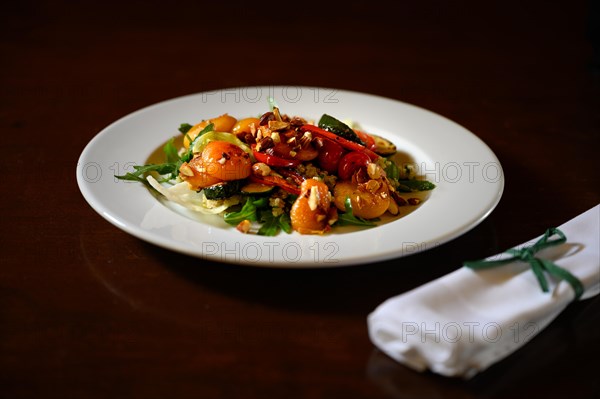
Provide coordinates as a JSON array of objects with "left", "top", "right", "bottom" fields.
[{"left": 464, "top": 228, "right": 584, "bottom": 300}]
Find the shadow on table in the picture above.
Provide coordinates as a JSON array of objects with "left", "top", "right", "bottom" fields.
[{"left": 147, "top": 216, "right": 500, "bottom": 316}]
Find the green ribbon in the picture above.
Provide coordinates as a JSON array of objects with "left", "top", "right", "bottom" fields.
[{"left": 464, "top": 228, "right": 584, "bottom": 300}]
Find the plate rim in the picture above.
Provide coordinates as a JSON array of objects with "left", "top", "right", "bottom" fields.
[{"left": 76, "top": 85, "right": 504, "bottom": 268}]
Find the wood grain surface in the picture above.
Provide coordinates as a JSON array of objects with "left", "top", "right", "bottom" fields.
[{"left": 1, "top": 1, "right": 599, "bottom": 398}]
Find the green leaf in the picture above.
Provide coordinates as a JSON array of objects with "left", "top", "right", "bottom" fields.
[
  {"left": 384, "top": 159, "right": 400, "bottom": 181},
  {"left": 115, "top": 163, "right": 178, "bottom": 183},
  {"left": 336, "top": 197, "right": 377, "bottom": 227},
  {"left": 178, "top": 123, "right": 193, "bottom": 134},
  {"left": 114, "top": 172, "right": 148, "bottom": 184},
  {"left": 278, "top": 213, "right": 292, "bottom": 234},
  {"left": 396, "top": 179, "right": 436, "bottom": 192},
  {"left": 252, "top": 197, "right": 269, "bottom": 208},
  {"left": 257, "top": 212, "right": 292, "bottom": 236},
  {"left": 257, "top": 213, "right": 280, "bottom": 236},
  {"left": 224, "top": 197, "right": 258, "bottom": 225}
]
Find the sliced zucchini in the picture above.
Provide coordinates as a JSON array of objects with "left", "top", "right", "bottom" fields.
[
  {"left": 318, "top": 114, "right": 365, "bottom": 145},
  {"left": 240, "top": 182, "right": 276, "bottom": 197},
  {"left": 371, "top": 134, "right": 397, "bottom": 156},
  {"left": 203, "top": 180, "right": 242, "bottom": 200}
]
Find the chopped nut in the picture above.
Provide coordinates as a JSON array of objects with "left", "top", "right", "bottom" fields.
[
  {"left": 217, "top": 157, "right": 226, "bottom": 165},
  {"left": 313, "top": 137, "right": 325, "bottom": 149},
  {"left": 387, "top": 199, "right": 399, "bottom": 215},
  {"left": 353, "top": 168, "right": 370, "bottom": 184},
  {"left": 252, "top": 162, "right": 271, "bottom": 177},
  {"left": 244, "top": 133, "right": 256, "bottom": 144},
  {"left": 259, "top": 111, "right": 274, "bottom": 126},
  {"left": 289, "top": 116, "right": 307, "bottom": 127},
  {"left": 236, "top": 220, "right": 252, "bottom": 234},
  {"left": 268, "top": 120, "right": 290, "bottom": 131},
  {"left": 327, "top": 207, "right": 339, "bottom": 225},
  {"left": 308, "top": 186, "right": 319, "bottom": 211},
  {"left": 367, "top": 163, "right": 381, "bottom": 179},
  {"left": 255, "top": 136, "right": 274, "bottom": 152},
  {"left": 179, "top": 163, "right": 194, "bottom": 177},
  {"left": 272, "top": 106, "right": 283, "bottom": 122},
  {"left": 271, "top": 132, "right": 281, "bottom": 143},
  {"left": 408, "top": 197, "right": 421, "bottom": 206},
  {"left": 365, "top": 179, "right": 381, "bottom": 193},
  {"left": 269, "top": 197, "right": 284, "bottom": 208},
  {"left": 289, "top": 150, "right": 297, "bottom": 157},
  {"left": 356, "top": 195, "right": 365, "bottom": 207},
  {"left": 299, "top": 131, "right": 313, "bottom": 148},
  {"left": 391, "top": 190, "right": 407, "bottom": 206},
  {"left": 286, "top": 136, "right": 297, "bottom": 145}
]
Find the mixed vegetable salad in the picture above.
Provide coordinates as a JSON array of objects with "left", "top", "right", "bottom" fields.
[{"left": 116, "top": 102, "right": 435, "bottom": 236}]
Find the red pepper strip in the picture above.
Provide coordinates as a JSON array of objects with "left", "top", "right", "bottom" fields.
[
  {"left": 249, "top": 175, "right": 301, "bottom": 195},
  {"left": 355, "top": 129, "right": 377, "bottom": 152},
  {"left": 274, "top": 168, "right": 306, "bottom": 186},
  {"left": 252, "top": 148, "right": 302, "bottom": 168},
  {"left": 301, "top": 124, "right": 379, "bottom": 160}
]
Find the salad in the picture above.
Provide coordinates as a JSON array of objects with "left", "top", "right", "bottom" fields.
[{"left": 116, "top": 102, "right": 435, "bottom": 236}]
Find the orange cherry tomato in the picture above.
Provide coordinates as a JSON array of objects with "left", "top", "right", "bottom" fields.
[
  {"left": 180, "top": 157, "right": 222, "bottom": 190},
  {"left": 201, "top": 141, "right": 252, "bottom": 181},
  {"left": 290, "top": 179, "right": 332, "bottom": 234}
]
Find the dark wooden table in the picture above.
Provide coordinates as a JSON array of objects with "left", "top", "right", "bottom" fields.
[{"left": 2, "top": 1, "right": 599, "bottom": 398}]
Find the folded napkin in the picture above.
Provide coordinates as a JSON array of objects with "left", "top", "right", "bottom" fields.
[{"left": 367, "top": 204, "right": 599, "bottom": 379}]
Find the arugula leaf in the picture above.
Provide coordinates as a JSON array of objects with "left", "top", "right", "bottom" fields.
[
  {"left": 224, "top": 198, "right": 258, "bottom": 225},
  {"left": 223, "top": 195, "right": 291, "bottom": 236},
  {"left": 178, "top": 123, "right": 193, "bottom": 134},
  {"left": 278, "top": 213, "right": 292, "bottom": 234},
  {"left": 252, "top": 197, "right": 269, "bottom": 208},
  {"left": 258, "top": 213, "right": 292, "bottom": 236},
  {"left": 117, "top": 123, "right": 217, "bottom": 184},
  {"left": 396, "top": 179, "right": 436, "bottom": 192},
  {"left": 116, "top": 131, "right": 192, "bottom": 184},
  {"left": 257, "top": 213, "right": 280, "bottom": 236},
  {"left": 115, "top": 163, "right": 178, "bottom": 184},
  {"left": 336, "top": 197, "right": 377, "bottom": 227}
]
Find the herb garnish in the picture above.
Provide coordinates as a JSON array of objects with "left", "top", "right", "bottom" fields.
[{"left": 336, "top": 197, "right": 377, "bottom": 227}]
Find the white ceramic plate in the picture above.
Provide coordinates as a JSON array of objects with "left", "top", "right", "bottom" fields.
[{"left": 77, "top": 86, "right": 504, "bottom": 267}]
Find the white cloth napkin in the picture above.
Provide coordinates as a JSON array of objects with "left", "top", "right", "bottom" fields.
[{"left": 367, "top": 204, "right": 600, "bottom": 379}]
